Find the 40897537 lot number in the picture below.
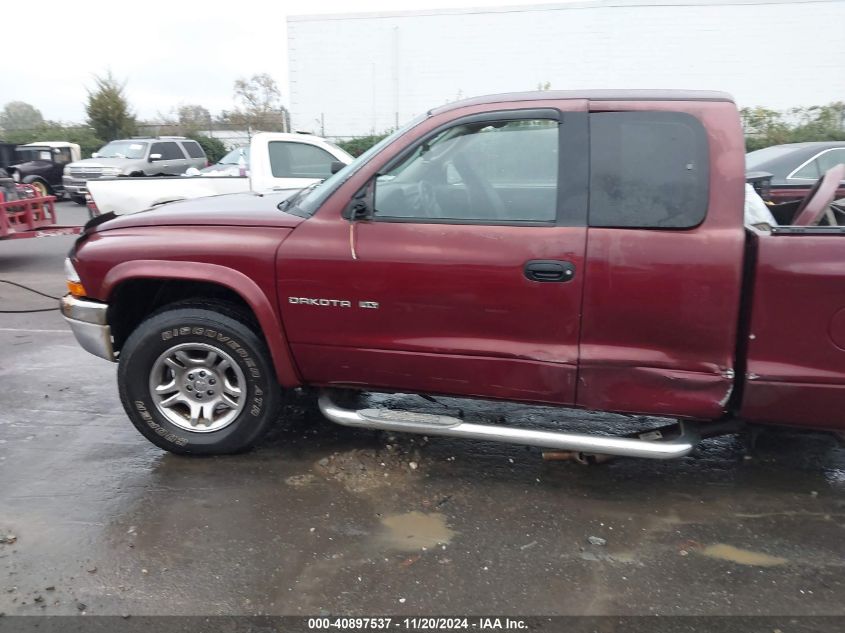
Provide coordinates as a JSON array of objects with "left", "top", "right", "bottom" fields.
[{"left": 307, "top": 617, "right": 528, "bottom": 630}]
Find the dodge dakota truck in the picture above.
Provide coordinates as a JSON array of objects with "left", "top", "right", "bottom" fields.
[{"left": 61, "top": 90, "right": 845, "bottom": 458}]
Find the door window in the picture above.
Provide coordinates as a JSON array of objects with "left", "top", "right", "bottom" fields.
[
  {"left": 792, "top": 148, "right": 845, "bottom": 180},
  {"left": 793, "top": 159, "right": 820, "bottom": 180},
  {"left": 816, "top": 148, "right": 845, "bottom": 175},
  {"left": 54, "top": 148, "right": 72, "bottom": 164},
  {"left": 269, "top": 142, "right": 336, "bottom": 178},
  {"left": 589, "top": 111, "right": 709, "bottom": 228},
  {"left": 374, "top": 119, "right": 559, "bottom": 223},
  {"left": 151, "top": 142, "right": 186, "bottom": 160}
]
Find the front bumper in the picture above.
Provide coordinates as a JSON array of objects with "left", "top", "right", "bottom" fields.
[
  {"left": 60, "top": 295, "right": 115, "bottom": 361},
  {"left": 62, "top": 176, "right": 88, "bottom": 195}
]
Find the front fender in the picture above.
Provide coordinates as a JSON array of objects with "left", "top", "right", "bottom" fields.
[{"left": 101, "top": 259, "right": 301, "bottom": 387}]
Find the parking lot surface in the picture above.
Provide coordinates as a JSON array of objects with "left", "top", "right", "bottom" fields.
[{"left": 1, "top": 201, "right": 844, "bottom": 616}]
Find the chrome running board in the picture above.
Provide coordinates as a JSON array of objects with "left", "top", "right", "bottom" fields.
[{"left": 317, "top": 392, "right": 699, "bottom": 460}]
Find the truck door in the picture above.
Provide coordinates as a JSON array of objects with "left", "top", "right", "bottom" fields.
[
  {"left": 278, "top": 103, "right": 589, "bottom": 405},
  {"left": 253, "top": 139, "right": 337, "bottom": 190},
  {"left": 576, "top": 104, "right": 746, "bottom": 419}
]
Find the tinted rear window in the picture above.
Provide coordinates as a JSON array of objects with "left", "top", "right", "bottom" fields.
[
  {"left": 589, "top": 112, "right": 709, "bottom": 228},
  {"left": 151, "top": 142, "right": 185, "bottom": 161},
  {"left": 181, "top": 140, "right": 205, "bottom": 159}
]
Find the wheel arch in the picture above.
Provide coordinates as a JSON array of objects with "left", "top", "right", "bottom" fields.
[
  {"left": 102, "top": 261, "right": 301, "bottom": 387},
  {"left": 22, "top": 174, "right": 51, "bottom": 192}
]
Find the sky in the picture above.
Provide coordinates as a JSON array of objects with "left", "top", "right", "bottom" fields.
[{"left": 0, "top": 0, "right": 566, "bottom": 123}]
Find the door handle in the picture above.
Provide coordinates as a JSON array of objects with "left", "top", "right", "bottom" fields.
[{"left": 524, "top": 260, "right": 575, "bottom": 282}]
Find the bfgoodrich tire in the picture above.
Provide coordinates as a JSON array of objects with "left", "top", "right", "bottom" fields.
[{"left": 117, "top": 302, "right": 282, "bottom": 455}]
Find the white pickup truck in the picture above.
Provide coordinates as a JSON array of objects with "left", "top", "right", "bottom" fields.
[{"left": 87, "top": 132, "right": 353, "bottom": 215}]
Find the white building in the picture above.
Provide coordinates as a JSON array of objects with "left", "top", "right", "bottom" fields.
[{"left": 287, "top": 0, "right": 845, "bottom": 137}]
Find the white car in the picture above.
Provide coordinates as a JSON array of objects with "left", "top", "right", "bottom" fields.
[{"left": 87, "top": 132, "right": 353, "bottom": 215}]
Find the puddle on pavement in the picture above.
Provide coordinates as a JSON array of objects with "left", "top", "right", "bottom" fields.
[
  {"left": 379, "top": 511, "right": 455, "bottom": 551},
  {"left": 700, "top": 543, "right": 788, "bottom": 567}
]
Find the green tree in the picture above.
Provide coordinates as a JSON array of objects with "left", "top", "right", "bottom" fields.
[
  {"left": 85, "top": 72, "right": 136, "bottom": 142},
  {"left": 188, "top": 133, "right": 227, "bottom": 163},
  {"left": 742, "top": 102, "right": 845, "bottom": 151},
  {"left": 740, "top": 106, "right": 790, "bottom": 151},
  {"left": 337, "top": 132, "right": 391, "bottom": 157},
  {"left": 4, "top": 123, "right": 102, "bottom": 157},
  {"left": 0, "top": 101, "right": 44, "bottom": 132},
  {"left": 787, "top": 102, "right": 845, "bottom": 144}
]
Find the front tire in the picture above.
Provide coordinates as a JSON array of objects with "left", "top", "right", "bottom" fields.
[
  {"left": 117, "top": 302, "right": 282, "bottom": 455},
  {"left": 72, "top": 195, "right": 87, "bottom": 205},
  {"left": 30, "top": 180, "right": 50, "bottom": 197}
]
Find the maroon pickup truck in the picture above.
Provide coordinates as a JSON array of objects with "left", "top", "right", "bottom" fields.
[{"left": 61, "top": 90, "right": 845, "bottom": 459}]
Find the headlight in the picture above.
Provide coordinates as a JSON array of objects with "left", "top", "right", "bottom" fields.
[
  {"left": 64, "top": 258, "right": 87, "bottom": 297},
  {"left": 11, "top": 171, "right": 20, "bottom": 182},
  {"left": 63, "top": 166, "right": 71, "bottom": 176},
  {"left": 101, "top": 167, "right": 122, "bottom": 176}
]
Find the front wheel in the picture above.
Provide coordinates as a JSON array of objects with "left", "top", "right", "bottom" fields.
[
  {"left": 118, "top": 301, "right": 283, "bottom": 455},
  {"left": 71, "top": 195, "right": 87, "bottom": 205},
  {"left": 29, "top": 180, "right": 50, "bottom": 197}
]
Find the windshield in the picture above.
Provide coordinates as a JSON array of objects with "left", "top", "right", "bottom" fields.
[
  {"left": 15, "top": 147, "right": 51, "bottom": 162},
  {"left": 746, "top": 145, "right": 797, "bottom": 170},
  {"left": 295, "top": 113, "right": 428, "bottom": 216},
  {"left": 97, "top": 141, "right": 148, "bottom": 159},
  {"left": 217, "top": 147, "right": 250, "bottom": 165}
]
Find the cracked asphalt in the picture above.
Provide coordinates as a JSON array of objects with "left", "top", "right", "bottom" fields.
[{"left": 1, "top": 201, "right": 844, "bottom": 618}]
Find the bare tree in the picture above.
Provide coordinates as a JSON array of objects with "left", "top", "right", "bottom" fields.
[
  {"left": 229, "top": 74, "right": 289, "bottom": 133},
  {"left": 177, "top": 104, "right": 212, "bottom": 132}
]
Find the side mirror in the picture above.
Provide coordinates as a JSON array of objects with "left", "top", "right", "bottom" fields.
[
  {"left": 91, "top": 152, "right": 99, "bottom": 158},
  {"left": 330, "top": 161, "right": 346, "bottom": 175},
  {"left": 343, "top": 181, "right": 374, "bottom": 221},
  {"left": 149, "top": 153, "right": 162, "bottom": 162}
]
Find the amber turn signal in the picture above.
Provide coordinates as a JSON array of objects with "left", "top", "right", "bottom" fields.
[{"left": 67, "top": 280, "right": 87, "bottom": 297}]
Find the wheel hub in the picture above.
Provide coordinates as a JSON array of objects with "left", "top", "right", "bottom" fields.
[{"left": 148, "top": 343, "right": 246, "bottom": 433}]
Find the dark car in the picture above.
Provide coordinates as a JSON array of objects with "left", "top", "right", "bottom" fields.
[
  {"left": 746, "top": 141, "right": 845, "bottom": 203},
  {"left": 0, "top": 142, "right": 17, "bottom": 171},
  {"left": 8, "top": 142, "right": 81, "bottom": 199}
]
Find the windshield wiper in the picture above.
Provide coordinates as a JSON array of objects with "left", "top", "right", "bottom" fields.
[{"left": 278, "top": 181, "right": 321, "bottom": 212}]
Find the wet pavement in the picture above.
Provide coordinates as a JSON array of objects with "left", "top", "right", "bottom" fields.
[{"left": 1, "top": 204, "right": 844, "bottom": 617}]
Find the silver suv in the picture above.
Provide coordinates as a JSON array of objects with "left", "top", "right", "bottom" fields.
[{"left": 63, "top": 137, "right": 207, "bottom": 204}]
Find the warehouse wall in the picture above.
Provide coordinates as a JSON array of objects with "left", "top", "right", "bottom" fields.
[{"left": 287, "top": 0, "right": 844, "bottom": 137}]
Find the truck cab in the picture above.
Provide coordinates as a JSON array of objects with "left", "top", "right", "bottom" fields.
[{"left": 61, "top": 90, "right": 845, "bottom": 457}]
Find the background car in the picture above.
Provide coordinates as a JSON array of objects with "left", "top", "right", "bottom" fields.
[
  {"left": 746, "top": 141, "right": 845, "bottom": 203},
  {"left": 63, "top": 137, "right": 207, "bottom": 204},
  {"left": 6, "top": 141, "right": 81, "bottom": 199},
  {"left": 197, "top": 146, "right": 250, "bottom": 176}
]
